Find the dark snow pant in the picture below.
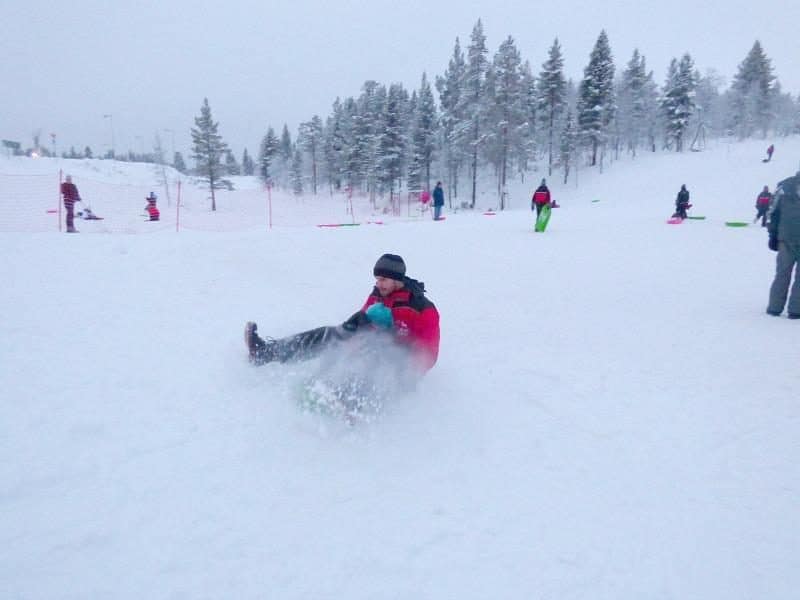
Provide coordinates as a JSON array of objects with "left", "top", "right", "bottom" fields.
[
  {"left": 64, "top": 201, "right": 75, "bottom": 231},
  {"left": 755, "top": 206, "right": 768, "bottom": 226},
  {"left": 273, "top": 325, "right": 353, "bottom": 362},
  {"left": 767, "top": 240, "right": 800, "bottom": 316},
  {"left": 270, "top": 311, "right": 369, "bottom": 363},
  {"left": 535, "top": 203, "right": 546, "bottom": 217}
]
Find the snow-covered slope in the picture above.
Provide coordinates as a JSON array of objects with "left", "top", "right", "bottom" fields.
[{"left": 1, "top": 138, "right": 798, "bottom": 599}]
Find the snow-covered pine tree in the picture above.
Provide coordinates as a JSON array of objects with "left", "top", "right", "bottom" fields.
[
  {"left": 617, "top": 49, "right": 648, "bottom": 157},
  {"left": 435, "top": 37, "right": 466, "bottom": 201},
  {"left": 537, "top": 38, "right": 567, "bottom": 175},
  {"left": 487, "top": 36, "right": 525, "bottom": 209},
  {"left": 459, "top": 19, "right": 490, "bottom": 208},
  {"left": 518, "top": 60, "right": 537, "bottom": 178},
  {"left": 729, "top": 40, "right": 776, "bottom": 138},
  {"left": 241, "top": 148, "right": 255, "bottom": 176},
  {"left": 408, "top": 73, "right": 438, "bottom": 195},
  {"left": 640, "top": 70, "right": 660, "bottom": 153},
  {"left": 377, "top": 83, "right": 408, "bottom": 200},
  {"left": 225, "top": 150, "right": 240, "bottom": 176},
  {"left": 290, "top": 146, "right": 303, "bottom": 195},
  {"left": 278, "top": 125, "right": 293, "bottom": 189},
  {"left": 771, "top": 82, "right": 800, "bottom": 136},
  {"left": 356, "top": 81, "right": 387, "bottom": 201},
  {"left": 298, "top": 116, "right": 324, "bottom": 195},
  {"left": 258, "top": 127, "right": 279, "bottom": 185},
  {"left": 323, "top": 98, "right": 348, "bottom": 192},
  {"left": 173, "top": 152, "right": 186, "bottom": 174},
  {"left": 577, "top": 30, "right": 616, "bottom": 167},
  {"left": 559, "top": 109, "right": 577, "bottom": 184},
  {"left": 190, "top": 98, "right": 233, "bottom": 211},
  {"left": 691, "top": 70, "right": 725, "bottom": 146},
  {"left": 660, "top": 54, "right": 696, "bottom": 152},
  {"left": 342, "top": 97, "right": 363, "bottom": 192}
]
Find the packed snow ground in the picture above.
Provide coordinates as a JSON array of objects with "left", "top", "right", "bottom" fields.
[{"left": 1, "top": 138, "right": 799, "bottom": 599}]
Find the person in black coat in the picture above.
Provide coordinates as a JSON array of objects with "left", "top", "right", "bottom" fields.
[
  {"left": 432, "top": 182, "right": 445, "bottom": 221},
  {"left": 766, "top": 173, "right": 800, "bottom": 318},
  {"left": 673, "top": 184, "right": 690, "bottom": 219}
]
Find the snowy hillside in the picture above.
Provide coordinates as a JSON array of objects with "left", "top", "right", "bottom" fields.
[{"left": 1, "top": 138, "right": 799, "bottom": 599}]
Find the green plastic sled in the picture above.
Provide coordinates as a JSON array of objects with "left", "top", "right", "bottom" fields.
[{"left": 535, "top": 204, "right": 552, "bottom": 232}]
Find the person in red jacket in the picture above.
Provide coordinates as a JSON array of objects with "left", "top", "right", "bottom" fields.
[
  {"left": 531, "top": 179, "right": 551, "bottom": 217},
  {"left": 245, "top": 254, "right": 440, "bottom": 379},
  {"left": 145, "top": 192, "right": 160, "bottom": 221},
  {"left": 754, "top": 185, "right": 773, "bottom": 226},
  {"left": 60, "top": 174, "right": 82, "bottom": 232}
]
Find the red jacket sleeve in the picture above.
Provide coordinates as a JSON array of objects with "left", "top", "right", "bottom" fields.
[{"left": 390, "top": 304, "right": 440, "bottom": 372}]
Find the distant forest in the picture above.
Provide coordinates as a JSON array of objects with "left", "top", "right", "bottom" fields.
[{"left": 37, "top": 20, "right": 800, "bottom": 209}]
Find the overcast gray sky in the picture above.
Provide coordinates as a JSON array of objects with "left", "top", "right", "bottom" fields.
[{"left": 2, "top": 0, "right": 798, "bottom": 160}]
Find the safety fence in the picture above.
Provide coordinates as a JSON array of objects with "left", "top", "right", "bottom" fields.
[{"left": 0, "top": 166, "right": 427, "bottom": 233}]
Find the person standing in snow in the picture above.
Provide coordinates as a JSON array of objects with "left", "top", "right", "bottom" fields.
[
  {"left": 144, "top": 192, "right": 160, "bottom": 221},
  {"left": 754, "top": 185, "right": 772, "bottom": 226},
  {"left": 531, "top": 179, "right": 551, "bottom": 218},
  {"left": 766, "top": 144, "right": 774, "bottom": 162},
  {"left": 60, "top": 174, "right": 82, "bottom": 233},
  {"left": 766, "top": 172, "right": 800, "bottom": 319},
  {"left": 673, "top": 184, "right": 691, "bottom": 219},
  {"left": 432, "top": 181, "right": 445, "bottom": 221},
  {"left": 245, "top": 254, "right": 440, "bottom": 378}
]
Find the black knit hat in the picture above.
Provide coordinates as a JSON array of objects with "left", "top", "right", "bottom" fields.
[{"left": 373, "top": 253, "right": 406, "bottom": 281}]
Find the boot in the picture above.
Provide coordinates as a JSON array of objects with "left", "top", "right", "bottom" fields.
[{"left": 245, "top": 322, "right": 278, "bottom": 365}]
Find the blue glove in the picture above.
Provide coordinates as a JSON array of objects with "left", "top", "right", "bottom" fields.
[{"left": 365, "top": 302, "right": 393, "bottom": 328}]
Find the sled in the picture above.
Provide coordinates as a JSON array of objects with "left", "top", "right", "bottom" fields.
[
  {"left": 686, "top": 216, "right": 706, "bottom": 220},
  {"left": 293, "top": 375, "right": 387, "bottom": 425},
  {"left": 534, "top": 203, "right": 552, "bottom": 232},
  {"left": 725, "top": 221, "right": 748, "bottom": 227},
  {"left": 290, "top": 332, "right": 407, "bottom": 425},
  {"left": 667, "top": 217, "right": 683, "bottom": 224}
]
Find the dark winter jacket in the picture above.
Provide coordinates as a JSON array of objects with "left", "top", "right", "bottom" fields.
[
  {"left": 676, "top": 187, "right": 690, "bottom": 208},
  {"left": 356, "top": 277, "right": 440, "bottom": 373},
  {"left": 60, "top": 182, "right": 80, "bottom": 206},
  {"left": 768, "top": 175, "right": 800, "bottom": 243},
  {"left": 756, "top": 191, "right": 772, "bottom": 208},
  {"left": 432, "top": 185, "right": 445, "bottom": 207}
]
